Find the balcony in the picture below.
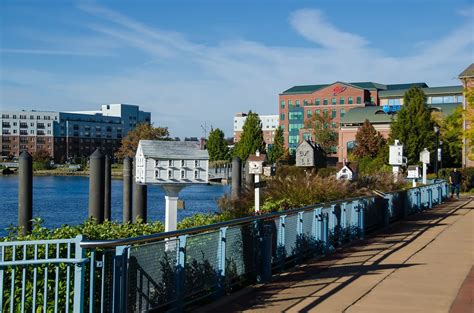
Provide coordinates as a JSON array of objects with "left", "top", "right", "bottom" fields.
[{"left": 2, "top": 123, "right": 10, "bottom": 128}]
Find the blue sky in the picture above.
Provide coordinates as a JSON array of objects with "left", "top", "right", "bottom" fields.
[{"left": 1, "top": 0, "right": 473, "bottom": 138}]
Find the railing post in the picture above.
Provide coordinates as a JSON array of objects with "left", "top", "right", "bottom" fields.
[
  {"left": 175, "top": 235, "right": 187, "bottom": 311},
  {"left": 296, "top": 211, "right": 304, "bottom": 261},
  {"left": 113, "top": 245, "right": 129, "bottom": 313},
  {"left": 438, "top": 185, "right": 443, "bottom": 204},
  {"left": 428, "top": 188, "right": 433, "bottom": 209},
  {"left": 355, "top": 201, "right": 365, "bottom": 239},
  {"left": 73, "top": 235, "right": 85, "bottom": 313},
  {"left": 384, "top": 194, "right": 393, "bottom": 227},
  {"left": 277, "top": 215, "right": 286, "bottom": 269},
  {"left": 322, "top": 211, "right": 329, "bottom": 252},
  {"left": 217, "top": 227, "right": 227, "bottom": 295},
  {"left": 259, "top": 225, "right": 273, "bottom": 283},
  {"left": 341, "top": 203, "right": 347, "bottom": 231}
]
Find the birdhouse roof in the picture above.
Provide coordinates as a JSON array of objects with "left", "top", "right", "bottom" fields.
[
  {"left": 336, "top": 161, "right": 358, "bottom": 173},
  {"left": 138, "top": 140, "right": 209, "bottom": 160},
  {"left": 247, "top": 154, "right": 267, "bottom": 162},
  {"left": 407, "top": 165, "right": 419, "bottom": 171}
]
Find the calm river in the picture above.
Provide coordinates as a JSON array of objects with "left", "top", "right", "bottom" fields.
[{"left": 0, "top": 176, "right": 230, "bottom": 237}]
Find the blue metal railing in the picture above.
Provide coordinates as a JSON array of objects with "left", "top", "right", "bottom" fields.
[{"left": 0, "top": 181, "right": 448, "bottom": 312}]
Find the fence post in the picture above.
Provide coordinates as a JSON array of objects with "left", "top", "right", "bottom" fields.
[
  {"left": 18, "top": 151, "right": 33, "bottom": 235},
  {"left": 112, "top": 245, "right": 129, "bottom": 313},
  {"left": 322, "top": 211, "right": 329, "bottom": 252},
  {"left": 175, "top": 235, "right": 187, "bottom": 311},
  {"left": 217, "top": 227, "right": 227, "bottom": 295},
  {"left": 89, "top": 149, "right": 105, "bottom": 223},
  {"left": 355, "top": 201, "right": 365, "bottom": 239},
  {"left": 428, "top": 188, "right": 433, "bottom": 209},
  {"left": 384, "top": 194, "right": 392, "bottom": 227},
  {"left": 277, "top": 215, "right": 286, "bottom": 269},
  {"left": 312, "top": 208, "right": 321, "bottom": 241},
  {"left": 259, "top": 225, "right": 273, "bottom": 283},
  {"left": 296, "top": 211, "right": 304, "bottom": 261},
  {"left": 438, "top": 185, "right": 443, "bottom": 204},
  {"left": 73, "top": 235, "right": 85, "bottom": 313}
]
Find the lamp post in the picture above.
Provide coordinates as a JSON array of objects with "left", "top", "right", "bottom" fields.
[
  {"left": 434, "top": 126, "right": 439, "bottom": 179},
  {"left": 439, "top": 140, "right": 443, "bottom": 177}
]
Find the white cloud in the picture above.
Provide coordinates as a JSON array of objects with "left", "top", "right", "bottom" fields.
[{"left": 1, "top": 4, "right": 472, "bottom": 138}]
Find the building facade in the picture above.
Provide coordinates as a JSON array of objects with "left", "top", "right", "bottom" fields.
[
  {"left": 458, "top": 63, "right": 474, "bottom": 168},
  {"left": 1, "top": 104, "right": 151, "bottom": 162},
  {"left": 279, "top": 81, "right": 464, "bottom": 161},
  {"left": 233, "top": 112, "right": 279, "bottom": 147}
]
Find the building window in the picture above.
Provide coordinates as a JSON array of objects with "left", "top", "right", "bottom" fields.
[
  {"left": 357, "top": 96, "right": 362, "bottom": 104},
  {"left": 168, "top": 170, "right": 173, "bottom": 179},
  {"left": 169, "top": 160, "right": 173, "bottom": 166},
  {"left": 323, "top": 98, "right": 328, "bottom": 105},
  {"left": 331, "top": 109, "right": 337, "bottom": 118},
  {"left": 456, "top": 95, "right": 463, "bottom": 102},
  {"left": 295, "top": 100, "right": 300, "bottom": 107},
  {"left": 340, "top": 109, "right": 345, "bottom": 117},
  {"left": 388, "top": 98, "right": 401, "bottom": 105},
  {"left": 288, "top": 100, "right": 293, "bottom": 106},
  {"left": 155, "top": 170, "right": 160, "bottom": 179},
  {"left": 332, "top": 122, "right": 337, "bottom": 128},
  {"left": 307, "top": 110, "right": 312, "bottom": 118},
  {"left": 316, "top": 109, "right": 320, "bottom": 115},
  {"left": 280, "top": 100, "right": 285, "bottom": 108},
  {"left": 340, "top": 97, "right": 344, "bottom": 104},
  {"left": 194, "top": 170, "right": 199, "bottom": 179},
  {"left": 288, "top": 135, "right": 299, "bottom": 144},
  {"left": 194, "top": 160, "right": 200, "bottom": 167},
  {"left": 280, "top": 113, "right": 285, "bottom": 121},
  {"left": 370, "top": 96, "right": 374, "bottom": 104},
  {"left": 348, "top": 97, "right": 353, "bottom": 104},
  {"left": 304, "top": 99, "right": 308, "bottom": 106},
  {"left": 315, "top": 98, "right": 320, "bottom": 105},
  {"left": 331, "top": 98, "right": 336, "bottom": 105},
  {"left": 289, "top": 112, "right": 303, "bottom": 120},
  {"left": 155, "top": 160, "right": 159, "bottom": 168},
  {"left": 181, "top": 170, "right": 186, "bottom": 179},
  {"left": 181, "top": 160, "right": 185, "bottom": 167}
]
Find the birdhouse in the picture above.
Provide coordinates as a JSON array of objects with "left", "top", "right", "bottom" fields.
[
  {"left": 135, "top": 140, "right": 209, "bottom": 184},
  {"left": 419, "top": 148, "right": 430, "bottom": 164},
  {"left": 389, "top": 140, "right": 404, "bottom": 165},
  {"left": 407, "top": 165, "right": 420, "bottom": 179},
  {"left": 247, "top": 150, "right": 267, "bottom": 175},
  {"left": 263, "top": 165, "right": 276, "bottom": 177}
]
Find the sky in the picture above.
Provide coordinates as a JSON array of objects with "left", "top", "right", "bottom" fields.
[{"left": 1, "top": 0, "right": 473, "bottom": 138}]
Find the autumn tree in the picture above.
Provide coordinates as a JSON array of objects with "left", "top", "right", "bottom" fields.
[
  {"left": 268, "top": 126, "right": 285, "bottom": 163},
  {"left": 207, "top": 128, "right": 230, "bottom": 161},
  {"left": 116, "top": 123, "right": 169, "bottom": 159},
  {"left": 32, "top": 149, "right": 52, "bottom": 170},
  {"left": 389, "top": 87, "right": 435, "bottom": 164},
  {"left": 233, "top": 111, "right": 265, "bottom": 160},
  {"left": 352, "top": 119, "right": 386, "bottom": 159},
  {"left": 306, "top": 111, "right": 338, "bottom": 155}
]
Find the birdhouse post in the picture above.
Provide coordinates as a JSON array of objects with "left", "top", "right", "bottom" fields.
[
  {"left": 248, "top": 150, "right": 267, "bottom": 214},
  {"left": 419, "top": 148, "right": 430, "bottom": 185},
  {"left": 135, "top": 140, "right": 209, "bottom": 232}
]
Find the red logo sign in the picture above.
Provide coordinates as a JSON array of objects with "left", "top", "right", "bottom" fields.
[{"left": 333, "top": 86, "right": 347, "bottom": 96}]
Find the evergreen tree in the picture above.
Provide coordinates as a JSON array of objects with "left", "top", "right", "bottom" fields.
[
  {"left": 353, "top": 119, "right": 386, "bottom": 159},
  {"left": 207, "top": 128, "right": 230, "bottom": 161},
  {"left": 234, "top": 111, "right": 265, "bottom": 160},
  {"left": 389, "top": 87, "right": 435, "bottom": 164},
  {"left": 268, "top": 126, "right": 285, "bottom": 163}
]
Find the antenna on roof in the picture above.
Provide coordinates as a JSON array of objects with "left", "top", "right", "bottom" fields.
[{"left": 201, "top": 122, "right": 209, "bottom": 139}]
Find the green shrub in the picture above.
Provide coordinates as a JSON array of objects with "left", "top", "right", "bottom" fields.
[{"left": 177, "top": 214, "right": 224, "bottom": 230}]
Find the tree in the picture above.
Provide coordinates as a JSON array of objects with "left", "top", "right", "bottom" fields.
[
  {"left": 233, "top": 111, "right": 265, "bottom": 160},
  {"left": 268, "top": 126, "right": 285, "bottom": 163},
  {"left": 439, "top": 107, "right": 463, "bottom": 167},
  {"left": 464, "top": 87, "right": 474, "bottom": 161},
  {"left": 389, "top": 87, "right": 435, "bottom": 164},
  {"left": 352, "top": 119, "right": 386, "bottom": 159},
  {"left": 207, "top": 128, "right": 230, "bottom": 161},
  {"left": 32, "top": 149, "right": 51, "bottom": 163},
  {"left": 116, "top": 123, "right": 169, "bottom": 159},
  {"left": 305, "top": 111, "right": 338, "bottom": 155}
]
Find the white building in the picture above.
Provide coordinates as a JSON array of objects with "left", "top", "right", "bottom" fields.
[{"left": 233, "top": 112, "right": 279, "bottom": 146}]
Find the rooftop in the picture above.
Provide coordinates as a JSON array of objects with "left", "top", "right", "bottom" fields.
[
  {"left": 138, "top": 140, "right": 209, "bottom": 160},
  {"left": 459, "top": 63, "right": 474, "bottom": 78},
  {"left": 281, "top": 82, "right": 428, "bottom": 95},
  {"left": 379, "top": 85, "right": 463, "bottom": 98},
  {"left": 341, "top": 103, "right": 462, "bottom": 125}
]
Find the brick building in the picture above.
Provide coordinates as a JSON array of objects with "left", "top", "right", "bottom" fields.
[
  {"left": 279, "top": 81, "right": 464, "bottom": 161},
  {"left": 1, "top": 104, "right": 151, "bottom": 162}
]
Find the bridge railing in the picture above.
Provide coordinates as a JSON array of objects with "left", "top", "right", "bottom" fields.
[{"left": 0, "top": 181, "right": 448, "bottom": 312}]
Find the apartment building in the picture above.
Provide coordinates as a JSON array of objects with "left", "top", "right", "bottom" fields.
[
  {"left": 233, "top": 112, "right": 279, "bottom": 147},
  {"left": 0, "top": 104, "right": 151, "bottom": 162}
]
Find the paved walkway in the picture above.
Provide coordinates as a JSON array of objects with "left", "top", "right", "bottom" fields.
[{"left": 201, "top": 198, "right": 474, "bottom": 313}]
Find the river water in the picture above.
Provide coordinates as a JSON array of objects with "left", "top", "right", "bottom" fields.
[{"left": 0, "top": 176, "right": 230, "bottom": 237}]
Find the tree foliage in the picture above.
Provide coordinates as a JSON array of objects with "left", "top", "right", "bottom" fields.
[
  {"left": 389, "top": 87, "right": 435, "bottom": 164},
  {"left": 207, "top": 128, "right": 230, "bottom": 161},
  {"left": 32, "top": 149, "right": 51, "bottom": 163},
  {"left": 305, "top": 111, "right": 338, "bottom": 155},
  {"left": 439, "top": 107, "right": 463, "bottom": 167},
  {"left": 233, "top": 111, "right": 265, "bottom": 160},
  {"left": 465, "top": 87, "right": 474, "bottom": 161},
  {"left": 352, "top": 119, "right": 386, "bottom": 159},
  {"left": 268, "top": 126, "right": 286, "bottom": 163},
  {"left": 115, "top": 123, "right": 169, "bottom": 159}
]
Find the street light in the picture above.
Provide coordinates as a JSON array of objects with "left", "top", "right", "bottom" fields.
[{"left": 434, "top": 125, "right": 440, "bottom": 179}]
